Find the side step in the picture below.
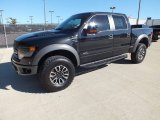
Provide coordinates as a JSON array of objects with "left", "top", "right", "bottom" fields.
[{"left": 80, "top": 54, "right": 128, "bottom": 68}]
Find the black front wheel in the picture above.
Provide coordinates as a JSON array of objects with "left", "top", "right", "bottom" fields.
[
  {"left": 39, "top": 56, "right": 75, "bottom": 92},
  {"left": 131, "top": 43, "right": 147, "bottom": 64}
]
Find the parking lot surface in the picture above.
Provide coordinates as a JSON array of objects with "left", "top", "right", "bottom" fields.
[{"left": 0, "top": 40, "right": 160, "bottom": 120}]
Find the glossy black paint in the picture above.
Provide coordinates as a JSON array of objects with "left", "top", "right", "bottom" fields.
[
  {"left": 13, "top": 30, "right": 78, "bottom": 65},
  {"left": 11, "top": 12, "right": 153, "bottom": 75},
  {"left": 113, "top": 29, "right": 131, "bottom": 56},
  {"left": 150, "top": 26, "right": 160, "bottom": 40},
  {"left": 79, "top": 30, "right": 114, "bottom": 64}
]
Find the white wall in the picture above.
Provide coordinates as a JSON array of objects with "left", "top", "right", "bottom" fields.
[{"left": 129, "top": 18, "right": 146, "bottom": 25}]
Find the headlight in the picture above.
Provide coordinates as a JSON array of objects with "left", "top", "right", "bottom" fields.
[{"left": 18, "top": 46, "right": 37, "bottom": 59}]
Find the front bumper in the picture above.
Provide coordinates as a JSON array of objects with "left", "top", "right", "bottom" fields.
[{"left": 11, "top": 57, "right": 38, "bottom": 75}]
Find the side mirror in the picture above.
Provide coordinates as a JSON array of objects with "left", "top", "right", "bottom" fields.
[
  {"left": 87, "top": 28, "right": 98, "bottom": 34},
  {"left": 83, "top": 27, "right": 98, "bottom": 36},
  {"left": 82, "top": 23, "right": 98, "bottom": 36}
]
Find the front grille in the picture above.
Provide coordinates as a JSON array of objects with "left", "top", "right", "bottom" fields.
[
  {"left": 14, "top": 49, "right": 18, "bottom": 55},
  {"left": 13, "top": 41, "right": 19, "bottom": 55}
]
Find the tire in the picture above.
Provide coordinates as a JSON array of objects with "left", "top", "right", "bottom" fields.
[
  {"left": 39, "top": 55, "right": 75, "bottom": 92},
  {"left": 152, "top": 35, "right": 158, "bottom": 42},
  {"left": 131, "top": 43, "right": 147, "bottom": 64}
]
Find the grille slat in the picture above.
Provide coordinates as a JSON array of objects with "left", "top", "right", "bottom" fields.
[{"left": 13, "top": 41, "right": 18, "bottom": 55}]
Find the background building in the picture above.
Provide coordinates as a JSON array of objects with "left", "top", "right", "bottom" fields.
[
  {"left": 146, "top": 19, "right": 160, "bottom": 26},
  {"left": 128, "top": 18, "right": 146, "bottom": 25}
]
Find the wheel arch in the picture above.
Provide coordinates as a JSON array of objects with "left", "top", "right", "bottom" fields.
[
  {"left": 132, "top": 34, "right": 149, "bottom": 52},
  {"left": 32, "top": 44, "right": 80, "bottom": 67}
]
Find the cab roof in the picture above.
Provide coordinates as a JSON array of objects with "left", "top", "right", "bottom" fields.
[{"left": 76, "top": 12, "right": 126, "bottom": 16}]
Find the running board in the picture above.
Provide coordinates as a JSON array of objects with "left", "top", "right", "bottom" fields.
[{"left": 80, "top": 54, "right": 128, "bottom": 68}]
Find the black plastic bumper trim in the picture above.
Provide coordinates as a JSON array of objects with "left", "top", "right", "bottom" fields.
[{"left": 11, "top": 58, "right": 38, "bottom": 75}]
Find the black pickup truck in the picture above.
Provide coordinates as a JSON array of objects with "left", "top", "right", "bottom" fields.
[
  {"left": 150, "top": 25, "right": 160, "bottom": 41},
  {"left": 11, "top": 12, "right": 153, "bottom": 92},
  {"left": 132, "top": 24, "right": 159, "bottom": 41}
]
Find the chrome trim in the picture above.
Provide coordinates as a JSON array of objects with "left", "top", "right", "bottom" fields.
[
  {"left": 111, "top": 14, "right": 129, "bottom": 31},
  {"left": 109, "top": 34, "right": 113, "bottom": 39},
  {"left": 49, "top": 65, "right": 69, "bottom": 87},
  {"left": 138, "top": 47, "right": 146, "bottom": 60},
  {"left": 80, "top": 14, "right": 112, "bottom": 34},
  {"left": 79, "top": 13, "right": 130, "bottom": 35},
  {"left": 108, "top": 14, "right": 115, "bottom": 30}
]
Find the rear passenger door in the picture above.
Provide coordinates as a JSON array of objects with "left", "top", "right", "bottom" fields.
[{"left": 112, "top": 15, "right": 131, "bottom": 56}]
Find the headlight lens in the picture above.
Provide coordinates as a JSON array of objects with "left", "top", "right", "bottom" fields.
[{"left": 18, "top": 46, "right": 36, "bottom": 59}]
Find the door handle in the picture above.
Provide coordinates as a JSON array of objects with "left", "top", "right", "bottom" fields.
[{"left": 108, "top": 34, "right": 113, "bottom": 39}]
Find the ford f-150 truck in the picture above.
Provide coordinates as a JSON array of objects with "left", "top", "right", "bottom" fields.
[{"left": 11, "top": 12, "right": 153, "bottom": 92}]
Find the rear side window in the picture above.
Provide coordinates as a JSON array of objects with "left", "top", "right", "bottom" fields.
[
  {"left": 88, "top": 15, "right": 110, "bottom": 31},
  {"left": 112, "top": 15, "right": 127, "bottom": 30}
]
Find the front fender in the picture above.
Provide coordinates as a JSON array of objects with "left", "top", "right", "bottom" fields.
[{"left": 32, "top": 44, "right": 80, "bottom": 66}]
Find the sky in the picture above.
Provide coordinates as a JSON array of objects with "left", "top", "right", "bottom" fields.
[{"left": 0, "top": 0, "right": 159, "bottom": 24}]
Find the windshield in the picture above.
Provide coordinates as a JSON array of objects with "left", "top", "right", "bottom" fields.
[{"left": 55, "top": 14, "right": 90, "bottom": 31}]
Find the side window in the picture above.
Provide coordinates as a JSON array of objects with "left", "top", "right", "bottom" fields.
[
  {"left": 88, "top": 15, "right": 110, "bottom": 31},
  {"left": 112, "top": 15, "right": 127, "bottom": 30}
]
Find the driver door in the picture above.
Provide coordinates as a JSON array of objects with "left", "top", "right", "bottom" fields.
[{"left": 78, "top": 15, "right": 114, "bottom": 64}]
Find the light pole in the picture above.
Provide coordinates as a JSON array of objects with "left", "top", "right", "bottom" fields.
[
  {"left": 57, "top": 16, "right": 60, "bottom": 25},
  {"left": 110, "top": 7, "right": 116, "bottom": 13},
  {"left": 43, "top": 0, "right": 46, "bottom": 30},
  {"left": 136, "top": 0, "right": 142, "bottom": 25},
  {"left": 49, "top": 11, "right": 54, "bottom": 24},
  {"left": 29, "top": 16, "right": 33, "bottom": 25},
  {"left": 0, "top": 10, "right": 8, "bottom": 48},
  {"left": 0, "top": 13, "right": 2, "bottom": 24}
]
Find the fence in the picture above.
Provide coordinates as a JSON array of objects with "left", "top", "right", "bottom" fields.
[{"left": 0, "top": 24, "right": 56, "bottom": 47}]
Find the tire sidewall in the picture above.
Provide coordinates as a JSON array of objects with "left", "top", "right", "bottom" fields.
[
  {"left": 136, "top": 44, "right": 147, "bottom": 63},
  {"left": 41, "top": 57, "right": 75, "bottom": 92}
]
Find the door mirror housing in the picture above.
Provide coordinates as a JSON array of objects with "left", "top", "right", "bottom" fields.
[
  {"left": 83, "top": 27, "right": 98, "bottom": 36},
  {"left": 87, "top": 28, "right": 98, "bottom": 34}
]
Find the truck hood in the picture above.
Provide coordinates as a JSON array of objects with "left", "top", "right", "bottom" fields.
[{"left": 15, "top": 30, "right": 72, "bottom": 42}]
